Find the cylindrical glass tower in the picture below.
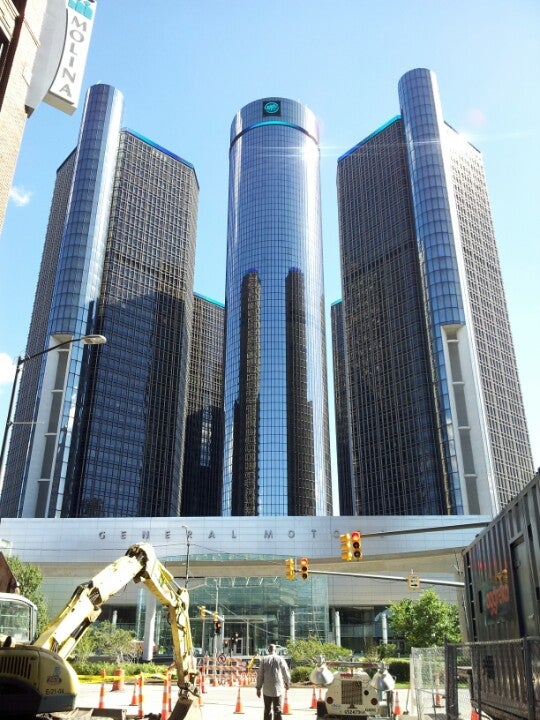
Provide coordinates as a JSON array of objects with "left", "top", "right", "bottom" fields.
[{"left": 222, "top": 97, "right": 332, "bottom": 516}]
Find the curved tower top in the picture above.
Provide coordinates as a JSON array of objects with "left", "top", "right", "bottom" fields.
[{"left": 230, "top": 97, "right": 319, "bottom": 146}]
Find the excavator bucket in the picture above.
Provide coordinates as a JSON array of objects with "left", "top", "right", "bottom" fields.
[{"left": 168, "top": 695, "right": 203, "bottom": 720}]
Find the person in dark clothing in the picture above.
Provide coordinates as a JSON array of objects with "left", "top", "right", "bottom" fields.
[{"left": 256, "top": 643, "right": 291, "bottom": 720}]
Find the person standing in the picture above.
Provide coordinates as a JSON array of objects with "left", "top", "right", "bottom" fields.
[{"left": 256, "top": 644, "right": 291, "bottom": 720}]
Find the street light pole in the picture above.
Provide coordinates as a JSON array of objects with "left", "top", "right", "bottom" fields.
[
  {"left": 181, "top": 524, "right": 191, "bottom": 588},
  {"left": 0, "top": 334, "right": 107, "bottom": 485}
]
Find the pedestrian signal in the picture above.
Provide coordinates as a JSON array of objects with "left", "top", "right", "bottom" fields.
[
  {"left": 351, "top": 531, "right": 362, "bottom": 560},
  {"left": 214, "top": 619, "right": 222, "bottom": 634},
  {"left": 285, "top": 558, "right": 295, "bottom": 581},
  {"left": 340, "top": 533, "right": 352, "bottom": 561},
  {"left": 300, "top": 557, "right": 309, "bottom": 580}
]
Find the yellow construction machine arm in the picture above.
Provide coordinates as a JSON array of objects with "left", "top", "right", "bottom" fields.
[
  {"left": 0, "top": 543, "right": 201, "bottom": 720},
  {"left": 125, "top": 543, "right": 197, "bottom": 692},
  {"left": 36, "top": 544, "right": 196, "bottom": 685}
]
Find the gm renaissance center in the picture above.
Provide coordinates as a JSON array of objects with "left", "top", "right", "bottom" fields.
[
  {"left": 0, "top": 70, "right": 533, "bottom": 655},
  {"left": 222, "top": 98, "right": 332, "bottom": 517}
]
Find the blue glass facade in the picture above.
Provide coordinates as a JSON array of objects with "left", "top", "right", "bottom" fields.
[
  {"left": 64, "top": 125, "right": 198, "bottom": 517},
  {"left": 398, "top": 69, "right": 465, "bottom": 513},
  {"left": 223, "top": 98, "right": 332, "bottom": 516},
  {"left": 181, "top": 295, "right": 225, "bottom": 516},
  {"left": 2, "top": 84, "right": 199, "bottom": 518},
  {"left": 337, "top": 117, "right": 448, "bottom": 514},
  {"left": 336, "top": 69, "right": 532, "bottom": 516},
  {"left": 47, "top": 85, "right": 124, "bottom": 516}
]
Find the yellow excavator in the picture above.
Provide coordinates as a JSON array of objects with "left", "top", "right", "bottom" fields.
[{"left": 0, "top": 543, "right": 202, "bottom": 719}]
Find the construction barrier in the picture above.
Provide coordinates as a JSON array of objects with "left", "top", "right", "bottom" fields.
[
  {"left": 161, "top": 675, "right": 170, "bottom": 720},
  {"left": 433, "top": 672, "right": 443, "bottom": 707},
  {"left": 112, "top": 667, "right": 125, "bottom": 691},
  {"left": 200, "top": 668, "right": 207, "bottom": 693},
  {"left": 137, "top": 674, "right": 145, "bottom": 719}
]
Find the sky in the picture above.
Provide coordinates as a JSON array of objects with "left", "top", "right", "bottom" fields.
[{"left": 0, "top": 1, "right": 539, "bottom": 483}]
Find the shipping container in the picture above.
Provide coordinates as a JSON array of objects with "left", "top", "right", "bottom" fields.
[{"left": 462, "top": 470, "right": 539, "bottom": 642}]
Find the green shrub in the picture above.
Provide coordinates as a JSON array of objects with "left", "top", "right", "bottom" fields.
[
  {"left": 290, "top": 666, "right": 312, "bottom": 683},
  {"left": 72, "top": 660, "right": 169, "bottom": 677},
  {"left": 387, "top": 659, "right": 409, "bottom": 683}
]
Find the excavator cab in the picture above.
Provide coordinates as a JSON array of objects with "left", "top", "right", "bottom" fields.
[{"left": 0, "top": 592, "right": 37, "bottom": 645}]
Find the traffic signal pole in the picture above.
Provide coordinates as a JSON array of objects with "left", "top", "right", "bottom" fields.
[{"left": 292, "top": 568, "right": 464, "bottom": 588}]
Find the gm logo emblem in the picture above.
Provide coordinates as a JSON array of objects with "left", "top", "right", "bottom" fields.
[{"left": 263, "top": 100, "right": 281, "bottom": 116}]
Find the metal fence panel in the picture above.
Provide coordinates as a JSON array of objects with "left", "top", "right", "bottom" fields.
[{"left": 444, "top": 638, "right": 540, "bottom": 720}]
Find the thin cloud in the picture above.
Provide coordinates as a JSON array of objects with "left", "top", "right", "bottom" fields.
[
  {"left": 8, "top": 186, "right": 32, "bottom": 207},
  {"left": 0, "top": 353, "right": 16, "bottom": 386}
]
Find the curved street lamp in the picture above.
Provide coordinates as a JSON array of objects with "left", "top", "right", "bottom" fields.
[{"left": 0, "top": 334, "right": 107, "bottom": 483}]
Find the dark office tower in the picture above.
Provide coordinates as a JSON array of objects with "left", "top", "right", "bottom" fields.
[
  {"left": 223, "top": 98, "right": 332, "bottom": 516},
  {"left": 0, "top": 84, "right": 198, "bottom": 518},
  {"left": 181, "top": 294, "right": 225, "bottom": 516},
  {"left": 330, "top": 301, "right": 353, "bottom": 516},
  {"left": 336, "top": 68, "right": 533, "bottom": 517},
  {"left": 0, "top": 151, "right": 76, "bottom": 517}
]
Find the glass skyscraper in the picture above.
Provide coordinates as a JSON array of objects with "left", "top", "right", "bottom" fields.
[
  {"left": 222, "top": 98, "right": 332, "bottom": 516},
  {"left": 181, "top": 294, "right": 225, "bottom": 516},
  {"left": 0, "top": 84, "right": 199, "bottom": 517},
  {"left": 335, "top": 68, "right": 533, "bottom": 516}
]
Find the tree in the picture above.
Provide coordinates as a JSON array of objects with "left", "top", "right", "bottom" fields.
[
  {"left": 6, "top": 556, "right": 49, "bottom": 634},
  {"left": 91, "top": 621, "right": 136, "bottom": 664},
  {"left": 286, "top": 638, "right": 352, "bottom": 666},
  {"left": 388, "top": 589, "right": 461, "bottom": 648}
]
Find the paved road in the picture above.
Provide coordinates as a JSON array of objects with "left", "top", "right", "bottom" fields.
[
  {"left": 75, "top": 680, "right": 421, "bottom": 719},
  {"left": 76, "top": 681, "right": 324, "bottom": 718}
]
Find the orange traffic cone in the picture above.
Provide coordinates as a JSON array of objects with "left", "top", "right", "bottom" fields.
[
  {"left": 282, "top": 687, "right": 292, "bottom": 715},
  {"left": 98, "top": 678, "right": 106, "bottom": 709},
  {"left": 311, "top": 687, "right": 317, "bottom": 709},
  {"left": 201, "top": 669, "right": 207, "bottom": 693},
  {"left": 138, "top": 674, "right": 145, "bottom": 719},
  {"left": 161, "top": 675, "right": 169, "bottom": 720},
  {"left": 130, "top": 675, "right": 140, "bottom": 706},
  {"left": 234, "top": 686, "right": 245, "bottom": 714},
  {"left": 197, "top": 674, "right": 204, "bottom": 707},
  {"left": 394, "top": 690, "right": 402, "bottom": 717},
  {"left": 434, "top": 672, "right": 443, "bottom": 707}
]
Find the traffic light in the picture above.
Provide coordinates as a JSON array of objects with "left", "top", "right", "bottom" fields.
[
  {"left": 285, "top": 558, "right": 295, "bottom": 581},
  {"left": 351, "top": 531, "right": 362, "bottom": 560},
  {"left": 340, "top": 533, "right": 352, "bottom": 561},
  {"left": 300, "top": 557, "right": 309, "bottom": 580},
  {"left": 199, "top": 605, "right": 206, "bottom": 618}
]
